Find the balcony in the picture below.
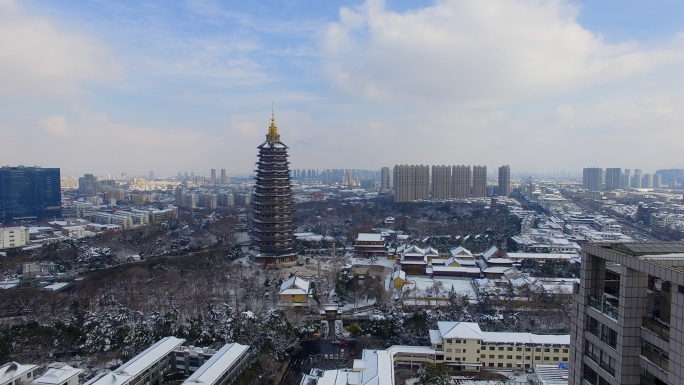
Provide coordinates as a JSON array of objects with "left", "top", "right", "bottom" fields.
[
  {"left": 642, "top": 316, "right": 670, "bottom": 341},
  {"left": 588, "top": 295, "right": 619, "bottom": 321},
  {"left": 642, "top": 349, "right": 669, "bottom": 371}
]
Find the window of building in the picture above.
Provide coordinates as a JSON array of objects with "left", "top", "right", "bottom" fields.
[
  {"left": 489, "top": 355, "right": 494, "bottom": 359},
  {"left": 506, "top": 363, "right": 512, "bottom": 368},
  {"left": 498, "top": 363, "right": 503, "bottom": 368},
  {"left": 455, "top": 349, "right": 461, "bottom": 353},
  {"left": 544, "top": 348, "right": 550, "bottom": 352},
  {"left": 584, "top": 365, "right": 598, "bottom": 385},
  {"left": 481, "top": 354, "right": 486, "bottom": 358},
  {"left": 525, "top": 356, "right": 531, "bottom": 360},
  {"left": 562, "top": 357, "right": 568, "bottom": 361},
  {"left": 446, "top": 339, "right": 452, "bottom": 343},
  {"left": 446, "top": 349, "right": 452, "bottom": 353},
  {"left": 498, "top": 355, "right": 503, "bottom": 359},
  {"left": 535, "top": 356, "right": 541, "bottom": 360},
  {"left": 516, "top": 356, "right": 522, "bottom": 360},
  {"left": 554, "top": 349, "right": 559, "bottom": 353},
  {"left": 516, "top": 347, "right": 522, "bottom": 351},
  {"left": 499, "top": 347, "right": 504, "bottom": 351},
  {"left": 455, "top": 339, "right": 461, "bottom": 343},
  {"left": 489, "top": 363, "right": 494, "bottom": 367},
  {"left": 553, "top": 357, "right": 559, "bottom": 361},
  {"left": 525, "top": 347, "right": 531, "bottom": 351},
  {"left": 507, "top": 347, "right": 513, "bottom": 351},
  {"left": 507, "top": 355, "right": 512, "bottom": 359},
  {"left": 563, "top": 349, "right": 569, "bottom": 353},
  {"left": 463, "top": 349, "right": 466, "bottom": 353},
  {"left": 535, "top": 348, "right": 541, "bottom": 352},
  {"left": 489, "top": 347, "right": 495, "bottom": 351}
]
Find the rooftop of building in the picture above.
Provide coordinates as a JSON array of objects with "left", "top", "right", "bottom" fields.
[
  {"left": 182, "top": 343, "right": 249, "bottom": 385},
  {"left": 0, "top": 362, "right": 37, "bottom": 384},
  {"left": 31, "top": 363, "right": 83, "bottom": 385}
]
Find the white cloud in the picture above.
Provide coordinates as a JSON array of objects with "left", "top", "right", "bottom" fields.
[
  {"left": 38, "top": 115, "right": 70, "bottom": 136},
  {"left": 322, "top": 0, "right": 683, "bottom": 107},
  {"left": 0, "top": 0, "right": 122, "bottom": 99}
]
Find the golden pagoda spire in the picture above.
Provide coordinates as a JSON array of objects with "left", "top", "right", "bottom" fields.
[{"left": 266, "top": 102, "right": 280, "bottom": 142}]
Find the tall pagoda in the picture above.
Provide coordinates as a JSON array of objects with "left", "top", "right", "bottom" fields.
[{"left": 251, "top": 111, "right": 296, "bottom": 264}]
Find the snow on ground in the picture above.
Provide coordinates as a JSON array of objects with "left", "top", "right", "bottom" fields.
[
  {"left": 404, "top": 276, "right": 477, "bottom": 299},
  {"left": 349, "top": 257, "right": 397, "bottom": 269}
]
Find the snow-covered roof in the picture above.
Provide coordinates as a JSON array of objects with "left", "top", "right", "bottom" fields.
[
  {"left": 485, "top": 258, "right": 515, "bottom": 265},
  {"left": 450, "top": 246, "right": 473, "bottom": 256},
  {"left": 32, "top": 364, "right": 83, "bottom": 385},
  {"left": 482, "top": 332, "right": 570, "bottom": 346},
  {"left": 429, "top": 330, "right": 443, "bottom": 344},
  {"left": 43, "top": 282, "right": 70, "bottom": 291},
  {"left": 279, "top": 276, "right": 310, "bottom": 295},
  {"left": 356, "top": 233, "right": 383, "bottom": 242},
  {"left": 436, "top": 322, "right": 484, "bottom": 340},
  {"left": 482, "top": 246, "right": 504, "bottom": 260},
  {"left": 507, "top": 253, "right": 575, "bottom": 260},
  {"left": 431, "top": 266, "right": 481, "bottom": 274},
  {"left": 90, "top": 337, "right": 185, "bottom": 385},
  {"left": 1, "top": 362, "right": 37, "bottom": 385},
  {"left": 183, "top": 343, "right": 249, "bottom": 385},
  {"left": 392, "top": 270, "right": 406, "bottom": 280}
]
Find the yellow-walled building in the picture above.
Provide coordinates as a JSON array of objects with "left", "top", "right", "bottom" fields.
[
  {"left": 429, "top": 321, "right": 570, "bottom": 371},
  {"left": 278, "top": 276, "right": 310, "bottom": 305}
]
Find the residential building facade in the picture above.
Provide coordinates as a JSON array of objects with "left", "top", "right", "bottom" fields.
[
  {"left": 570, "top": 242, "right": 684, "bottom": 385},
  {"left": 472, "top": 166, "right": 487, "bottom": 197},
  {"left": 452, "top": 165, "right": 471, "bottom": 199},
  {"left": 431, "top": 165, "right": 451, "bottom": 200}
]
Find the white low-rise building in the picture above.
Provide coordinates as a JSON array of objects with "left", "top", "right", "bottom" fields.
[
  {"left": 1, "top": 362, "right": 39, "bottom": 385},
  {"left": 86, "top": 337, "right": 185, "bottom": 385},
  {"left": 31, "top": 363, "right": 83, "bottom": 385},
  {"left": 181, "top": 343, "right": 251, "bottom": 385},
  {"left": 0, "top": 226, "right": 30, "bottom": 249}
]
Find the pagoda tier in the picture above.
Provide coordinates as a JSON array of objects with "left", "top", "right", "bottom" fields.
[{"left": 251, "top": 112, "right": 297, "bottom": 264}]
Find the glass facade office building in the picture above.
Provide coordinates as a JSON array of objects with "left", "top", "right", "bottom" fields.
[{"left": 0, "top": 166, "right": 61, "bottom": 223}]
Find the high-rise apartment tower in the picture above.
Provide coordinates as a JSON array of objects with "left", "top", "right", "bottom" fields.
[
  {"left": 381, "top": 167, "right": 390, "bottom": 191},
  {"left": 583, "top": 168, "right": 602, "bottom": 191},
  {"left": 498, "top": 165, "right": 511, "bottom": 197},
  {"left": 605, "top": 168, "right": 622, "bottom": 190},
  {"left": 452, "top": 165, "right": 471, "bottom": 198},
  {"left": 431, "top": 165, "right": 451, "bottom": 200},
  {"left": 472, "top": 166, "right": 487, "bottom": 197},
  {"left": 570, "top": 242, "right": 684, "bottom": 385},
  {"left": 393, "top": 165, "right": 429, "bottom": 202}
]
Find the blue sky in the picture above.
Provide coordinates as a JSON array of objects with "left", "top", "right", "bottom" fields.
[{"left": 1, "top": 0, "right": 683, "bottom": 177}]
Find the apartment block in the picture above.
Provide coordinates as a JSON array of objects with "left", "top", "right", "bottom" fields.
[
  {"left": 605, "top": 168, "right": 621, "bottom": 190},
  {"left": 498, "top": 165, "right": 511, "bottom": 197},
  {"left": 393, "top": 165, "right": 429, "bottom": 202},
  {"left": 452, "top": 165, "right": 471, "bottom": 199},
  {"left": 431, "top": 165, "right": 452, "bottom": 200},
  {"left": 472, "top": 166, "right": 487, "bottom": 197},
  {"left": 570, "top": 242, "right": 684, "bottom": 385},
  {"left": 583, "top": 168, "right": 602, "bottom": 191}
]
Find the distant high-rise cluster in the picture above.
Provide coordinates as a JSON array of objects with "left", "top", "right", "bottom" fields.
[
  {"left": 391, "top": 164, "right": 508, "bottom": 202},
  {"left": 583, "top": 167, "right": 674, "bottom": 190},
  {"left": 0, "top": 166, "right": 62, "bottom": 223}
]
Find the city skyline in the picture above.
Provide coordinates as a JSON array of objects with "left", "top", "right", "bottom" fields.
[{"left": 2, "top": 0, "right": 684, "bottom": 175}]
